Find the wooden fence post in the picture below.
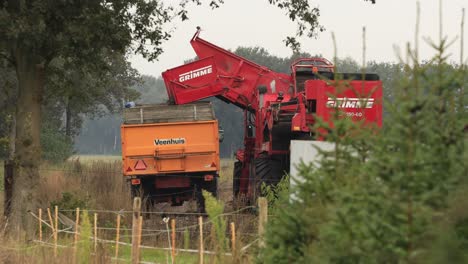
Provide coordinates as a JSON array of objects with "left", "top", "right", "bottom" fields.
[
  {"left": 258, "top": 197, "right": 268, "bottom": 247},
  {"left": 171, "top": 218, "right": 176, "bottom": 264},
  {"left": 131, "top": 197, "right": 141, "bottom": 264},
  {"left": 46, "top": 207, "right": 54, "bottom": 235},
  {"left": 115, "top": 213, "right": 121, "bottom": 259},
  {"left": 54, "top": 205, "right": 59, "bottom": 254},
  {"left": 94, "top": 213, "right": 98, "bottom": 253},
  {"left": 47, "top": 207, "right": 57, "bottom": 257},
  {"left": 198, "top": 216, "right": 204, "bottom": 264},
  {"left": 137, "top": 216, "right": 143, "bottom": 260},
  {"left": 38, "top": 208, "right": 42, "bottom": 242},
  {"left": 73, "top": 208, "right": 80, "bottom": 263},
  {"left": 230, "top": 222, "right": 236, "bottom": 255}
]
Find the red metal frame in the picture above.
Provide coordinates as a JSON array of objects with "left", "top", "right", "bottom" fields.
[{"left": 155, "top": 176, "right": 191, "bottom": 189}]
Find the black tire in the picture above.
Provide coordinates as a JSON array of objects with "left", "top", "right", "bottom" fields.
[
  {"left": 195, "top": 176, "right": 218, "bottom": 213},
  {"left": 130, "top": 180, "right": 153, "bottom": 213},
  {"left": 254, "top": 155, "right": 284, "bottom": 198},
  {"left": 233, "top": 161, "right": 242, "bottom": 197},
  {"left": 204, "top": 176, "right": 218, "bottom": 198},
  {"left": 130, "top": 183, "right": 142, "bottom": 201}
]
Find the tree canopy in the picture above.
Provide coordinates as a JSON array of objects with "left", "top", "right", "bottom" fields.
[{"left": 0, "top": 0, "right": 177, "bottom": 236}]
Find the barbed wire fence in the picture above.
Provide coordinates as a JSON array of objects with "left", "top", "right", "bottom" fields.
[
  {"left": 1, "top": 160, "right": 270, "bottom": 263},
  {"left": 24, "top": 197, "right": 268, "bottom": 264}
]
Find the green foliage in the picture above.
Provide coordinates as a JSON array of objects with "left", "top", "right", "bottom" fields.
[
  {"left": 202, "top": 190, "right": 228, "bottom": 263},
  {"left": 416, "top": 184, "right": 468, "bottom": 263},
  {"left": 0, "top": 59, "right": 16, "bottom": 159},
  {"left": 183, "top": 228, "right": 190, "bottom": 250},
  {"left": 41, "top": 122, "right": 74, "bottom": 163},
  {"left": 45, "top": 52, "right": 141, "bottom": 138},
  {"left": 261, "top": 174, "right": 290, "bottom": 208},
  {"left": 0, "top": 136, "right": 8, "bottom": 159},
  {"left": 77, "top": 210, "right": 93, "bottom": 263},
  {"left": 50, "top": 192, "right": 89, "bottom": 217},
  {"left": 259, "top": 175, "right": 318, "bottom": 263},
  {"left": 0, "top": 160, "right": 3, "bottom": 191},
  {"left": 0, "top": 0, "right": 176, "bottom": 173}
]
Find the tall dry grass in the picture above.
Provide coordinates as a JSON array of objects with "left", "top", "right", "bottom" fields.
[
  {"left": 0, "top": 157, "right": 258, "bottom": 263},
  {"left": 37, "top": 159, "right": 132, "bottom": 223}
]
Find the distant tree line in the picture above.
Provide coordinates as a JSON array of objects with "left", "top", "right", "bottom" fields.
[{"left": 3, "top": 43, "right": 457, "bottom": 160}]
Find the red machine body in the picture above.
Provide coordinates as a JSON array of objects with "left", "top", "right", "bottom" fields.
[{"left": 162, "top": 30, "right": 383, "bottom": 200}]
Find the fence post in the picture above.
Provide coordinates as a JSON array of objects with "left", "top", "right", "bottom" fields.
[
  {"left": 137, "top": 216, "right": 143, "bottom": 260},
  {"left": 198, "top": 216, "right": 204, "bottom": 264},
  {"left": 38, "top": 208, "right": 42, "bottom": 242},
  {"left": 46, "top": 207, "right": 54, "bottom": 234},
  {"left": 94, "top": 213, "right": 98, "bottom": 253},
  {"left": 47, "top": 207, "right": 57, "bottom": 257},
  {"left": 131, "top": 197, "right": 141, "bottom": 264},
  {"left": 230, "top": 222, "right": 236, "bottom": 255},
  {"left": 54, "top": 206, "right": 59, "bottom": 238},
  {"left": 115, "top": 214, "right": 121, "bottom": 259},
  {"left": 73, "top": 208, "right": 80, "bottom": 263},
  {"left": 258, "top": 197, "right": 268, "bottom": 247},
  {"left": 171, "top": 218, "right": 176, "bottom": 264}
]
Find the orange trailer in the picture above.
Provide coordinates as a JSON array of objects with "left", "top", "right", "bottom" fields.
[{"left": 121, "top": 102, "right": 221, "bottom": 211}]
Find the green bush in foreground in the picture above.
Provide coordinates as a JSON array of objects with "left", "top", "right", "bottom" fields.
[
  {"left": 260, "top": 37, "right": 467, "bottom": 263},
  {"left": 203, "top": 190, "right": 228, "bottom": 263}
]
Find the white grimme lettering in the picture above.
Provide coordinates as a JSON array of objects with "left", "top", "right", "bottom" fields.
[
  {"left": 154, "top": 138, "right": 186, "bottom": 145},
  {"left": 178, "top": 65, "right": 213, "bottom": 82},
  {"left": 326, "top": 97, "right": 374, "bottom": 108}
]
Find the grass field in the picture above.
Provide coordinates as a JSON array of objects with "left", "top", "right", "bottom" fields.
[{"left": 68, "top": 155, "right": 122, "bottom": 163}]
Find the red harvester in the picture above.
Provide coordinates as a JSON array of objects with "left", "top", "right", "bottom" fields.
[{"left": 162, "top": 29, "right": 383, "bottom": 202}]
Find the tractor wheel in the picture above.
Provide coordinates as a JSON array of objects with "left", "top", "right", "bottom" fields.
[
  {"left": 233, "top": 161, "right": 242, "bottom": 197},
  {"left": 254, "top": 155, "right": 284, "bottom": 198}
]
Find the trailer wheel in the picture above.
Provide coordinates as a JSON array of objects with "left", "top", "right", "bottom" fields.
[
  {"left": 130, "top": 181, "right": 153, "bottom": 213},
  {"left": 254, "top": 155, "right": 284, "bottom": 198},
  {"left": 233, "top": 161, "right": 242, "bottom": 197},
  {"left": 195, "top": 176, "right": 218, "bottom": 213},
  {"left": 130, "top": 183, "right": 141, "bottom": 201}
]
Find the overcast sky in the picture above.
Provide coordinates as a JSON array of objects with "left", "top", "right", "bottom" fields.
[{"left": 130, "top": 0, "right": 467, "bottom": 77}]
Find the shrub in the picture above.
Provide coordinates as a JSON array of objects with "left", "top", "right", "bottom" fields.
[
  {"left": 203, "top": 190, "right": 228, "bottom": 263},
  {"left": 260, "top": 28, "right": 467, "bottom": 263},
  {"left": 50, "top": 192, "right": 89, "bottom": 217}
]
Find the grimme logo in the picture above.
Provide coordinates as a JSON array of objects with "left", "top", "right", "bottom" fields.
[
  {"left": 179, "top": 65, "right": 213, "bottom": 82},
  {"left": 326, "top": 97, "right": 374, "bottom": 109},
  {"left": 154, "top": 138, "right": 186, "bottom": 145}
]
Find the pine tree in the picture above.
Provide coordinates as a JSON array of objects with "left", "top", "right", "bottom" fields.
[{"left": 260, "top": 22, "right": 467, "bottom": 264}]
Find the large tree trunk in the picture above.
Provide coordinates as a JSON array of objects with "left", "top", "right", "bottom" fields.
[
  {"left": 8, "top": 50, "right": 44, "bottom": 239},
  {"left": 3, "top": 115, "right": 16, "bottom": 218},
  {"left": 8, "top": 114, "right": 16, "bottom": 159}
]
